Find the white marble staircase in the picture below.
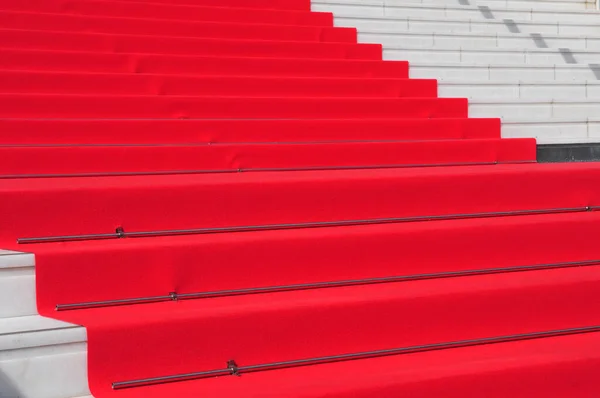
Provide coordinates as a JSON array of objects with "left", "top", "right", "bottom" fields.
[
  {"left": 0, "top": 250, "right": 90, "bottom": 398},
  {"left": 314, "top": 0, "right": 600, "bottom": 144}
]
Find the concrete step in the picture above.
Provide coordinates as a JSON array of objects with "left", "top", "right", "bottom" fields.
[
  {"left": 440, "top": 80, "right": 600, "bottom": 99},
  {"left": 470, "top": 99, "right": 600, "bottom": 119},
  {"left": 361, "top": 30, "right": 600, "bottom": 51},
  {"left": 0, "top": 314, "right": 89, "bottom": 398},
  {"left": 312, "top": 1, "right": 600, "bottom": 23},
  {"left": 410, "top": 62, "right": 600, "bottom": 81},
  {"left": 315, "top": 0, "right": 594, "bottom": 10},
  {"left": 335, "top": 15, "right": 600, "bottom": 36},
  {"left": 502, "top": 117, "right": 600, "bottom": 143},
  {"left": 0, "top": 250, "right": 36, "bottom": 319},
  {"left": 384, "top": 46, "right": 600, "bottom": 65}
]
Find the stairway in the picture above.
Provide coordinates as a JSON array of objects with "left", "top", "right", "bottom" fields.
[
  {"left": 313, "top": 0, "right": 600, "bottom": 144},
  {"left": 1, "top": 0, "right": 600, "bottom": 397}
]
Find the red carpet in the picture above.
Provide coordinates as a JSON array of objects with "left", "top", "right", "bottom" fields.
[{"left": 1, "top": 0, "right": 598, "bottom": 397}]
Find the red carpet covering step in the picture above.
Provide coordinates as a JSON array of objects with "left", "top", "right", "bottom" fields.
[{"left": 1, "top": 0, "right": 599, "bottom": 397}]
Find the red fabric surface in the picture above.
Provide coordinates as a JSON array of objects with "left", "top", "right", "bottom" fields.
[
  {"left": 32, "top": 211, "right": 600, "bottom": 317},
  {"left": 0, "top": 11, "right": 350, "bottom": 42},
  {"left": 98, "top": 0, "right": 312, "bottom": 11},
  {"left": 4, "top": 162, "right": 600, "bottom": 244},
  {"left": 0, "top": 139, "right": 534, "bottom": 176},
  {"left": 0, "top": 29, "right": 381, "bottom": 59},
  {"left": 0, "top": 94, "right": 466, "bottom": 118},
  {"left": 0, "top": 49, "right": 407, "bottom": 77},
  {"left": 53, "top": 266, "right": 600, "bottom": 396},
  {"left": 0, "top": 71, "right": 436, "bottom": 97},
  {"left": 0, "top": 118, "right": 499, "bottom": 145},
  {"left": 7, "top": 0, "right": 599, "bottom": 397},
  {"left": 0, "top": 0, "right": 333, "bottom": 25},
  {"left": 105, "top": 332, "right": 600, "bottom": 397}
]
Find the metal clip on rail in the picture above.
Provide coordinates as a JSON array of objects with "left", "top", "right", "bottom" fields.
[{"left": 228, "top": 360, "right": 241, "bottom": 377}]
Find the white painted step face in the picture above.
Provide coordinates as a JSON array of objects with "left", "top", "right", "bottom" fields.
[
  {"left": 312, "top": 2, "right": 600, "bottom": 24},
  {"left": 502, "top": 118, "right": 600, "bottom": 143},
  {"left": 336, "top": 16, "right": 600, "bottom": 37},
  {"left": 384, "top": 46, "right": 600, "bottom": 65},
  {"left": 315, "top": 0, "right": 594, "bottom": 10},
  {"left": 0, "top": 315, "right": 89, "bottom": 398},
  {"left": 432, "top": 0, "right": 592, "bottom": 10},
  {"left": 410, "top": 62, "right": 600, "bottom": 81},
  {"left": 469, "top": 99, "right": 600, "bottom": 119},
  {"left": 440, "top": 80, "right": 600, "bottom": 99},
  {"left": 0, "top": 250, "right": 36, "bottom": 318},
  {"left": 360, "top": 31, "right": 600, "bottom": 51}
]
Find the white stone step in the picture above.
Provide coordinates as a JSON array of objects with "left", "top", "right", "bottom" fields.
[
  {"left": 360, "top": 31, "right": 600, "bottom": 51},
  {"left": 315, "top": 0, "right": 594, "bottom": 10},
  {"left": 469, "top": 98, "right": 600, "bottom": 119},
  {"left": 0, "top": 314, "right": 89, "bottom": 398},
  {"left": 0, "top": 250, "right": 36, "bottom": 319},
  {"left": 313, "top": 2, "right": 600, "bottom": 23},
  {"left": 336, "top": 15, "right": 600, "bottom": 36},
  {"left": 384, "top": 46, "right": 600, "bottom": 65},
  {"left": 502, "top": 117, "right": 600, "bottom": 143},
  {"left": 410, "top": 62, "right": 600, "bottom": 81},
  {"left": 440, "top": 80, "right": 600, "bottom": 99}
]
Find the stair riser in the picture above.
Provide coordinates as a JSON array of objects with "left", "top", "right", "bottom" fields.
[
  {"left": 441, "top": 84, "right": 600, "bottom": 100},
  {"left": 385, "top": 49, "right": 600, "bottom": 66},
  {"left": 338, "top": 17, "right": 600, "bottom": 36},
  {"left": 470, "top": 102, "right": 600, "bottom": 119},
  {"left": 316, "top": 0, "right": 592, "bottom": 10},
  {"left": 314, "top": 3, "right": 600, "bottom": 23},
  {"left": 412, "top": 65, "right": 600, "bottom": 82},
  {"left": 364, "top": 33, "right": 600, "bottom": 51},
  {"left": 0, "top": 275, "right": 36, "bottom": 318},
  {"left": 0, "top": 252, "right": 36, "bottom": 319},
  {"left": 0, "top": 350, "right": 89, "bottom": 398},
  {"left": 502, "top": 120, "right": 600, "bottom": 143}
]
